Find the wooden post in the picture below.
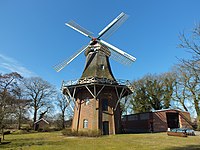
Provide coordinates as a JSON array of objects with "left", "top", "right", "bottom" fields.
[
  {"left": 112, "top": 108, "right": 115, "bottom": 135},
  {"left": 77, "top": 99, "right": 82, "bottom": 132}
]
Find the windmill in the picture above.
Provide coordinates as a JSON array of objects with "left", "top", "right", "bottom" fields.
[
  {"left": 54, "top": 12, "right": 136, "bottom": 135},
  {"left": 54, "top": 12, "right": 136, "bottom": 72}
]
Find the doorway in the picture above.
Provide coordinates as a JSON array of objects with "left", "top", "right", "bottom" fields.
[
  {"left": 103, "top": 121, "right": 109, "bottom": 135},
  {"left": 166, "top": 113, "right": 179, "bottom": 128}
]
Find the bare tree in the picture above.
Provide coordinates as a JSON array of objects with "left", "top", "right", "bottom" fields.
[
  {"left": 181, "top": 64, "right": 199, "bottom": 115},
  {"left": 22, "top": 77, "right": 56, "bottom": 130},
  {"left": 56, "top": 94, "right": 71, "bottom": 129},
  {"left": 179, "top": 23, "right": 200, "bottom": 117},
  {"left": 12, "top": 86, "right": 31, "bottom": 130},
  {"left": 172, "top": 65, "right": 190, "bottom": 111},
  {"left": 0, "top": 72, "right": 22, "bottom": 139},
  {"left": 179, "top": 23, "right": 200, "bottom": 64}
]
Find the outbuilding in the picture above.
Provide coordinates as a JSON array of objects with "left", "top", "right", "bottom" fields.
[
  {"left": 122, "top": 109, "right": 193, "bottom": 133},
  {"left": 34, "top": 118, "right": 50, "bottom": 131}
]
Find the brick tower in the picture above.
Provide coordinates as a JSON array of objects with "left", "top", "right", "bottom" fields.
[
  {"left": 62, "top": 43, "right": 132, "bottom": 135},
  {"left": 54, "top": 12, "right": 136, "bottom": 135}
]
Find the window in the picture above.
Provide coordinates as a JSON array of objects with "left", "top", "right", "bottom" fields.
[
  {"left": 85, "top": 98, "right": 90, "bottom": 105},
  {"left": 102, "top": 99, "right": 108, "bottom": 111},
  {"left": 100, "top": 64, "right": 105, "bottom": 70},
  {"left": 83, "top": 119, "right": 88, "bottom": 128}
]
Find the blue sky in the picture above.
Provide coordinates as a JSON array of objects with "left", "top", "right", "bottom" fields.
[{"left": 0, "top": 0, "right": 200, "bottom": 89}]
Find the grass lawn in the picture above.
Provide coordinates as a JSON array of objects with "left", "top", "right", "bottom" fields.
[{"left": 0, "top": 131, "right": 200, "bottom": 150}]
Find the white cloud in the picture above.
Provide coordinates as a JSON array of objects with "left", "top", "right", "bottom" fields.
[{"left": 0, "top": 54, "right": 37, "bottom": 77}]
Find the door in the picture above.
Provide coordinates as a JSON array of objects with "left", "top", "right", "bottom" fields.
[
  {"left": 166, "top": 113, "right": 179, "bottom": 128},
  {"left": 103, "top": 121, "right": 109, "bottom": 135}
]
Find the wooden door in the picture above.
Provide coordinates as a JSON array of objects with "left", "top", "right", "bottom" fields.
[{"left": 103, "top": 121, "right": 109, "bottom": 135}]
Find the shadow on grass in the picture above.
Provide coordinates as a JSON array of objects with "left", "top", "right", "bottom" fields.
[
  {"left": 167, "top": 145, "right": 200, "bottom": 150},
  {"left": 0, "top": 141, "right": 11, "bottom": 145},
  {"left": 0, "top": 137, "right": 63, "bottom": 149}
]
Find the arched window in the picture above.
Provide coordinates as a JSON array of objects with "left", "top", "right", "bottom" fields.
[
  {"left": 83, "top": 119, "right": 88, "bottom": 128},
  {"left": 85, "top": 98, "right": 90, "bottom": 105}
]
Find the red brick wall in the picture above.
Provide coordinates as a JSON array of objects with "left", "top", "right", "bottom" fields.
[
  {"left": 71, "top": 85, "right": 122, "bottom": 134},
  {"left": 122, "top": 113, "right": 151, "bottom": 133},
  {"left": 122, "top": 110, "right": 193, "bottom": 133},
  {"left": 71, "top": 88, "right": 97, "bottom": 131},
  {"left": 37, "top": 121, "right": 49, "bottom": 130}
]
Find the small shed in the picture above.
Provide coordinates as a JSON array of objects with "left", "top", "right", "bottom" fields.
[
  {"left": 122, "top": 109, "right": 193, "bottom": 133},
  {"left": 34, "top": 118, "right": 50, "bottom": 131}
]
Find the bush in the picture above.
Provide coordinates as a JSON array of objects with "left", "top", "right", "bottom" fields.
[
  {"left": 62, "top": 129, "right": 101, "bottom": 137},
  {"left": 87, "top": 130, "right": 101, "bottom": 137},
  {"left": 21, "top": 127, "right": 31, "bottom": 132},
  {"left": 12, "top": 130, "right": 28, "bottom": 134},
  {"left": 62, "top": 129, "right": 77, "bottom": 136},
  {"left": 37, "top": 126, "right": 61, "bottom": 132},
  {"left": 21, "top": 124, "right": 32, "bottom": 131}
]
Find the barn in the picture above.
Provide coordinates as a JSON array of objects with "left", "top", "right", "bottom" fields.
[{"left": 121, "top": 109, "right": 193, "bottom": 133}]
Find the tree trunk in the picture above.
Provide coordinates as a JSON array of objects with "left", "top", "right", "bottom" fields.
[
  {"left": 18, "top": 117, "right": 21, "bottom": 130},
  {"left": 182, "top": 103, "right": 188, "bottom": 112},
  {"left": 62, "top": 111, "right": 65, "bottom": 129},
  {"left": 2, "top": 128, "right": 4, "bottom": 140},
  {"left": 193, "top": 96, "right": 200, "bottom": 116},
  {"left": 18, "top": 109, "right": 22, "bottom": 130},
  {"left": 33, "top": 109, "right": 37, "bottom": 130}
]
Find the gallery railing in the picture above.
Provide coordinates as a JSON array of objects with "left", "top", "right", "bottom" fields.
[{"left": 62, "top": 76, "right": 134, "bottom": 92}]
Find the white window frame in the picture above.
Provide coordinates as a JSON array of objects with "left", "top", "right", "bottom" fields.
[
  {"left": 85, "top": 98, "right": 90, "bottom": 105},
  {"left": 83, "top": 119, "right": 88, "bottom": 128}
]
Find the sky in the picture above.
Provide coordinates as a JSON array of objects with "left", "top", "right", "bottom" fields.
[{"left": 0, "top": 0, "right": 200, "bottom": 90}]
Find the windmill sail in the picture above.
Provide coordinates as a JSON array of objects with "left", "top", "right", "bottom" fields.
[
  {"left": 99, "top": 39, "right": 136, "bottom": 65},
  {"left": 53, "top": 45, "right": 89, "bottom": 72},
  {"left": 66, "top": 21, "right": 93, "bottom": 38},
  {"left": 98, "top": 12, "right": 129, "bottom": 40}
]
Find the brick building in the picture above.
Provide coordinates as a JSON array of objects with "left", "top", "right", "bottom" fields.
[
  {"left": 34, "top": 118, "right": 50, "bottom": 131},
  {"left": 122, "top": 109, "right": 193, "bottom": 133},
  {"left": 62, "top": 44, "right": 132, "bottom": 135}
]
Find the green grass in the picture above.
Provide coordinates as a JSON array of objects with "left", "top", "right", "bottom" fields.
[{"left": 0, "top": 131, "right": 200, "bottom": 150}]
